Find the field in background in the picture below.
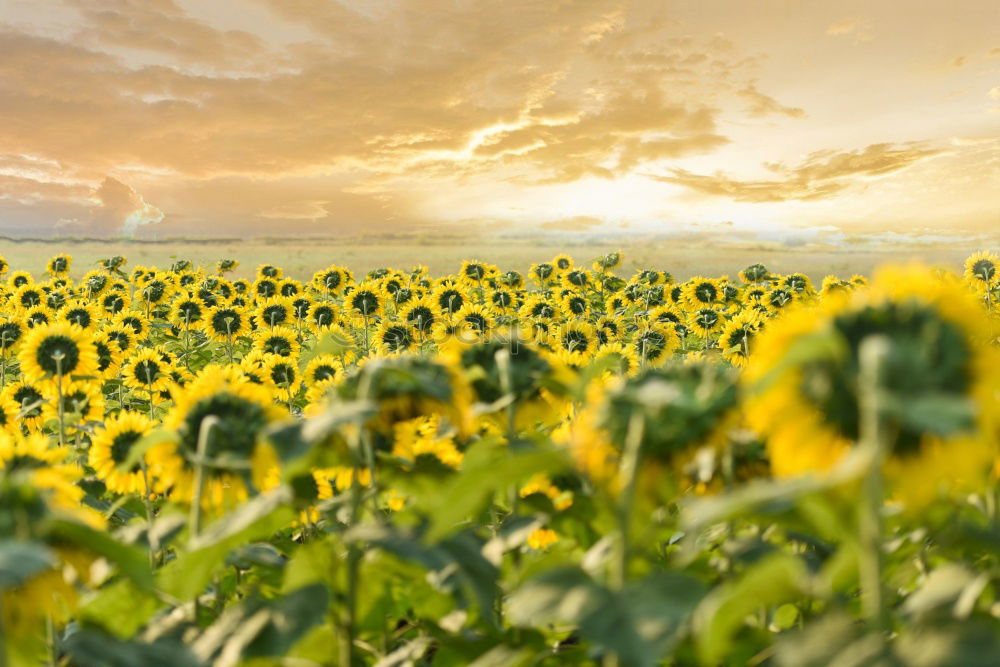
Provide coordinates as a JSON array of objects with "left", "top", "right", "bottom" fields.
[{"left": 0, "top": 236, "right": 982, "bottom": 280}]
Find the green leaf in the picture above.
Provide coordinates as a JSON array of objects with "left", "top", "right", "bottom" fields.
[
  {"left": 46, "top": 519, "right": 153, "bottom": 590},
  {"left": 693, "top": 553, "right": 811, "bottom": 664},
  {"left": 116, "top": 428, "right": 177, "bottom": 474},
  {"left": 509, "top": 567, "right": 703, "bottom": 666},
  {"left": 0, "top": 540, "right": 54, "bottom": 589},
  {"left": 159, "top": 487, "right": 293, "bottom": 600},
  {"left": 427, "top": 441, "right": 569, "bottom": 542},
  {"left": 62, "top": 629, "right": 203, "bottom": 667},
  {"left": 348, "top": 524, "right": 499, "bottom": 626},
  {"left": 78, "top": 578, "right": 162, "bottom": 638}
]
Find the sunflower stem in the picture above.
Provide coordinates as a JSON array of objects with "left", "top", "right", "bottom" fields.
[
  {"left": 53, "top": 351, "right": 66, "bottom": 447},
  {"left": 140, "top": 458, "right": 159, "bottom": 568},
  {"left": 858, "top": 335, "right": 890, "bottom": 635},
  {"left": 604, "top": 410, "right": 645, "bottom": 667}
]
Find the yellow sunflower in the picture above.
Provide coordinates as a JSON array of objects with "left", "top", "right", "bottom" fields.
[
  {"left": 123, "top": 348, "right": 175, "bottom": 393},
  {"left": 18, "top": 322, "right": 98, "bottom": 384},
  {"left": 89, "top": 411, "right": 156, "bottom": 495},
  {"left": 745, "top": 265, "right": 1000, "bottom": 508},
  {"left": 253, "top": 325, "right": 301, "bottom": 359},
  {"left": 150, "top": 365, "right": 285, "bottom": 512}
]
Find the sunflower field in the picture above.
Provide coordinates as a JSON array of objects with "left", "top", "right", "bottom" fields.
[{"left": 1, "top": 249, "right": 1000, "bottom": 666}]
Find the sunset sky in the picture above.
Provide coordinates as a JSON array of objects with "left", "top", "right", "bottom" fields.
[{"left": 0, "top": 0, "right": 997, "bottom": 243}]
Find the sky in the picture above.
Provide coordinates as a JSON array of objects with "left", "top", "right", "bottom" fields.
[{"left": 0, "top": 0, "right": 997, "bottom": 243}]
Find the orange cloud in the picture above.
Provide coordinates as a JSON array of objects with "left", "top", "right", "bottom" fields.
[{"left": 651, "top": 143, "right": 945, "bottom": 202}]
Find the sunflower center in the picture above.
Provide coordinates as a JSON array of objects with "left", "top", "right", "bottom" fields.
[
  {"left": 181, "top": 393, "right": 269, "bottom": 460},
  {"left": 0, "top": 322, "right": 22, "bottom": 350},
  {"left": 35, "top": 335, "right": 81, "bottom": 376},
  {"left": 211, "top": 310, "right": 241, "bottom": 335},
  {"left": 263, "top": 336, "right": 293, "bottom": 356},
  {"left": 406, "top": 306, "right": 434, "bottom": 332},
  {"left": 799, "top": 300, "right": 974, "bottom": 454},
  {"left": 110, "top": 430, "right": 143, "bottom": 470},
  {"left": 134, "top": 359, "right": 162, "bottom": 384}
]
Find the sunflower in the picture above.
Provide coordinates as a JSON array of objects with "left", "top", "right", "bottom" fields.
[
  {"left": 521, "top": 295, "right": 558, "bottom": 321},
  {"left": 256, "top": 296, "right": 293, "bottom": 328},
  {"left": 14, "top": 285, "right": 43, "bottom": 310},
  {"left": 765, "top": 287, "right": 794, "bottom": 311},
  {"left": 455, "top": 303, "right": 494, "bottom": 336},
  {"left": 391, "top": 416, "right": 463, "bottom": 469},
  {"left": 257, "top": 263, "right": 283, "bottom": 280},
  {"left": 432, "top": 284, "right": 466, "bottom": 316},
  {"left": 460, "top": 260, "right": 495, "bottom": 286},
  {"left": 551, "top": 254, "right": 573, "bottom": 272},
  {"left": 4, "top": 380, "right": 47, "bottom": 431},
  {"left": 0, "top": 431, "right": 85, "bottom": 515},
  {"left": 23, "top": 305, "right": 51, "bottom": 328},
  {"left": 98, "top": 290, "right": 130, "bottom": 316},
  {"left": 376, "top": 322, "right": 417, "bottom": 355},
  {"left": 303, "top": 354, "right": 342, "bottom": 386},
  {"left": 46, "top": 254, "right": 72, "bottom": 276},
  {"left": 59, "top": 301, "right": 100, "bottom": 331},
  {"left": 0, "top": 319, "right": 25, "bottom": 355},
  {"left": 592, "top": 342, "right": 641, "bottom": 377},
  {"left": 739, "top": 263, "right": 770, "bottom": 284},
  {"left": 41, "top": 379, "right": 104, "bottom": 432},
  {"left": 400, "top": 298, "right": 436, "bottom": 338},
  {"left": 520, "top": 473, "right": 573, "bottom": 511},
  {"left": 92, "top": 332, "right": 122, "bottom": 379},
  {"left": 203, "top": 304, "right": 249, "bottom": 341},
  {"left": 348, "top": 284, "right": 383, "bottom": 319},
  {"left": 123, "top": 348, "right": 175, "bottom": 393},
  {"left": 555, "top": 321, "right": 597, "bottom": 357},
  {"left": 719, "top": 311, "right": 761, "bottom": 368},
  {"left": 308, "top": 302, "right": 340, "bottom": 331},
  {"left": 781, "top": 273, "right": 814, "bottom": 295},
  {"left": 745, "top": 265, "right": 1000, "bottom": 508},
  {"left": 7, "top": 270, "right": 32, "bottom": 289},
  {"left": 262, "top": 354, "right": 301, "bottom": 397},
  {"left": 682, "top": 277, "right": 720, "bottom": 308},
  {"left": 18, "top": 322, "right": 98, "bottom": 384},
  {"left": 530, "top": 262, "right": 556, "bottom": 287},
  {"left": 290, "top": 296, "right": 313, "bottom": 323},
  {"left": 0, "top": 393, "right": 18, "bottom": 433},
  {"left": 595, "top": 315, "right": 623, "bottom": 345},
  {"left": 489, "top": 287, "right": 516, "bottom": 313},
  {"left": 171, "top": 295, "right": 205, "bottom": 328},
  {"left": 689, "top": 308, "right": 722, "bottom": 338},
  {"left": 820, "top": 275, "right": 853, "bottom": 297},
  {"left": 278, "top": 278, "right": 303, "bottom": 298},
  {"left": 134, "top": 275, "right": 175, "bottom": 310},
  {"left": 113, "top": 312, "right": 148, "bottom": 338},
  {"left": 253, "top": 326, "right": 301, "bottom": 358},
  {"left": 313, "top": 265, "right": 350, "bottom": 294},
  {"left": 633, "top": 324, "right": 679, "bottom": 368},
  {"left": 254, "top": 277, "right": 278, "bottom": 300},
  {"left": 593, "top": 250, "right": 623, "bottom": 272},
  {"left": 561, "top": 293, "right": 590, "bottom": 318},
  {"left": 151, "top": 365, "right": 284, "bottom": 511},
  {"left": 216, "top": 258, "right": 239, "bottom": 274}
]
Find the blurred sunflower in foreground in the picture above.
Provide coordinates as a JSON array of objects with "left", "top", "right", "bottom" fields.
[{"left": 745, "top": 265, "right": 1000, "bottom": 508}]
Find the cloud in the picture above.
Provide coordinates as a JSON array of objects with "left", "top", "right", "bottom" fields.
[
  {"left": 66, "top": 177, "right": 164, "bottom": 236},
  {"left": 649, "top": 142, "right": 945, "bottom": 202},
  {"left": 826, "top": 17, "right": 874, "bottom": 43},
  {"left": 989, "top": 87, "right": 1000, "bottom": 99},
  {"left": 66, "top": 0, "right": 271, "bottom": 71},
  {"left": 738, "top": 83, "right": 806, "bottom": 119}
]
